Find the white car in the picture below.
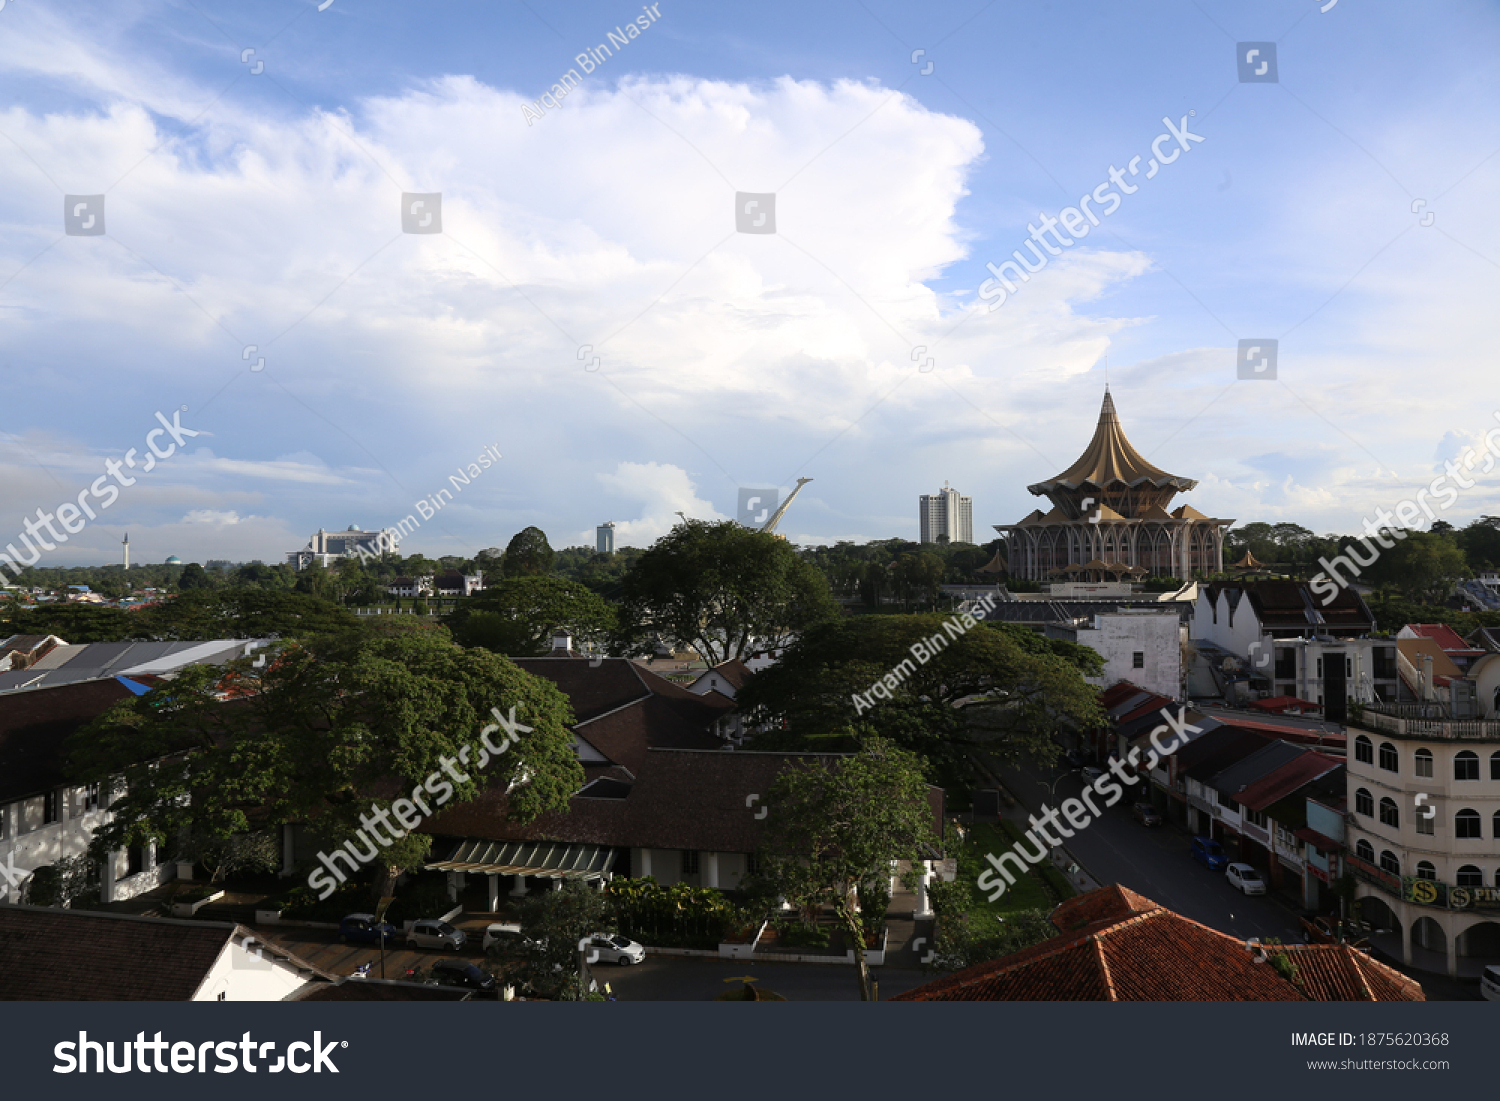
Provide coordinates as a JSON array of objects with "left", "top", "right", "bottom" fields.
[
  {"left": 586, "top": 932, "right": 645, "bottom": 965},
  {"left": 1226, "top": 862, "right": 1267, "bottom": 896},
  {"left": 482, "top": 923, "right": 528, "bottom": 952},
  {"left": 406, "top": 919, "right": 466, "bottom": 951}
]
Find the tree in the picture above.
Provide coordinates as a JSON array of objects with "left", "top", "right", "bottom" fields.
[
  {"left": 174, "top": 830, "right": 281, "bottom": 884},
  {"left": 131, "top": 590, "right": 362, "bottom": 640},
  {"left": 745, "top": 737, "right": 938, "bottom": 1001},
  {"left": 66, "top": 632, "right": 584, "bottom": 902},
  {"left": 485, "top": 880, "right": 612, "bottom": 1000},
  {"left": 737, "top": 616, "right": 1103, "bottom": 789},
  {"left": 443, "top": 576, "right": 616, "bottom": 656},
  {"left": 0, "top": 603, "right": 133, "bottom": 642},
  {"left": 19, "top": 855, "right": 99, "bottom": 909},
  {"left": 1357, "top": 530, "right": 1468, "bottom": 601},
  {"left": 177, "top": 562, "right": 212, "bottom": 590},
  {"left": 502, "top": 527, "right": 555, "bottom": 578},
  {"left": 614, "top": 520, "right": 840, "bottom": 663},
  {"left": 892, "top": 552, "right": 945, "bottom": 610}
]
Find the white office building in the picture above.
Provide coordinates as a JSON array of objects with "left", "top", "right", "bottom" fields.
[{"left": 919, "top": 483, "right": 973, "bottom": 544}]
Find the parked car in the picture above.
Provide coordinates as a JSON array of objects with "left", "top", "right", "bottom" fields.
[
  {"left": 482, "top": 922, "right": 529, "bottom": 952},
  {"left": 1131, "top": 802, "right": 1162, "bottom": 827},
  {"left": 339, "top": 913, "right": 399, "bottom": 945},
  {"left": 586, "top": 932, "right": 645, "bottom": 965},
  {"left": 1063, "top": 749, "right": 1086, "bottom": 770},
  {"left": 407, "top": 919, "right": 466, "bottom": 951},
  {"left": 1190, "top": 836, "right": 1228, "bottom": 871},
  {"left": 1226, "top": 862, "right": 1266, "bottom": 895},
  {"left": 1298, "top": 915, "right": 1370, "bottom": 947},
  {"left": 429, "top": 959, "right": 498, "bottom": 995},
  {"left": 1482, "top": 964, "right": 1500, "bottom": 1002},
  {"left": 1080, "top": 765, "right": 1105, "bottom": 783}
]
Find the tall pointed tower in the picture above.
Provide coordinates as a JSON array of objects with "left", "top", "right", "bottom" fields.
[
  {"left": 996, "top": 389, "right": 1231, "bottom": 582},
  {"left": 122, "top": 532, "right": 130, "bottom": 571}
]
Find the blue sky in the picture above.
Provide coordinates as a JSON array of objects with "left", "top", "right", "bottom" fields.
[{"left": 1, "top": 0, "right": 1497, "bottom": 567}]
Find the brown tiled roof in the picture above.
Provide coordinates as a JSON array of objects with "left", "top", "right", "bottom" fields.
[
  {"left": 892, "top": 886, "right": 1423, "bottom": 1002},
  {"left": 289, "top": 979, "right": 470, "bottom": 1001},
  {"left": 1234, "top": 751, "right": 1342, "bottom": 812},
  {"left": 425, "top": 749, "right": 945, "bottom": 857},
  {"left": 0, "top": 908, "right": 330, "bottom": 1001},
  {"left": 708, "top": 658, "right": 753, "bottom": 691},
  {"left": 0, "top": 678, "right": 137, "bottom": 803}
]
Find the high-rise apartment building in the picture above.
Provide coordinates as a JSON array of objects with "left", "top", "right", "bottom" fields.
[
  {"left": 919, "top": 482, "right": 973, "bottom": 544},
  {"left": 596, "top": 521, "right": 616, "bottom": 554}
]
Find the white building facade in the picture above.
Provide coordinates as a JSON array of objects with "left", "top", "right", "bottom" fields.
[{"left": 919, "top": 483, "right": 973, "bottom": 545}]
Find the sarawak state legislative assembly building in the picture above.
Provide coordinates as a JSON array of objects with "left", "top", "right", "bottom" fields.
[{"left": 996, "top": 390, "right": 1232, "bottom": 583}]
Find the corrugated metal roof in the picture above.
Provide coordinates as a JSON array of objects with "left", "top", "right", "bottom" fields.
[{"left": 427, "top": 839, "right": 617, "bottom": 879}]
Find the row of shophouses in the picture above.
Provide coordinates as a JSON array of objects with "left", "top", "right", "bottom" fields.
[{"left": 1103, "top": 656, "right": 1500, "bottom": 978}]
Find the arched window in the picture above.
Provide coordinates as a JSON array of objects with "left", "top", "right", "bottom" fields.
[
  {"left": 1456, "top": 809, "right": 1482, "bottom": 839},
  {"left": 1355, "top": 839, "right": 1375, "bottom": 863},
  {"left": 1416, "top": 861, "right": 1436, "bottom": 881},
  {"left": 1355, "top": 788, "right": 1374, "bottom": 817},
  {"left": 1457, "top": 866, "right": 1484, "bottom": 887},
  {"left": 1491, "top": 751, "right": 1500, "bottom": 781},
  {"left": 1379, "top": 850, "right": 1400, "bottom": 877},
  {"left": 1379, "top": 797, "right": 1399, "bottom": 828},
  {"left": 1493, "top": 810, "right": 1500, "bottom": 839},
  {"left": 1354, "top": 735, "right": 1373, "bottom": 765},
  {"left": 1455, "top": 751, "right": 1480, "bottom": 781},
  {"left": 1414, "top": 748, "right": 1434, "bottom": 779},
  {"left": 1378, "top": 742, "right": 1398, "bottom": 772}
]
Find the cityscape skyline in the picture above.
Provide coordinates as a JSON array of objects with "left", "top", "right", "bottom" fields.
[{"left": 0, "top": 2, "right": 1496, "bottom": 572}]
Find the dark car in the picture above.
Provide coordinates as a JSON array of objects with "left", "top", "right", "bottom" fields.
[
  {"left": 1063, "top": 749, "right": 1086, "bottom": 770},
  {"left": 1190, "top": 836, "right": 1228, "bottom": 871},
  {"left": 429, "top": 959, "right": 498, "bottom": 995},
  {"left": 339, "top": 913, "right": 399, "bottom": 945},
  {"left": 1131, "top": 802, "right": 1162, "bottom": 827}
]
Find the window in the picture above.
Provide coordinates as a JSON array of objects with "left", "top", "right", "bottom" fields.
[
  {"left": 1316, "top": 657, "right": 1323, "bottom": 678},
  {"left": 1355, "top": 788, "right": 1374, "bottom": 817},
  {"left": 1457, "top": 865, "right": 1484, "bottom": 887},
  {"left": 1494, "top": 810, "right": 1500, "bottom": 839},
  {"left": 1379, "top": 850, "right": 1400, "bottom": 876},
  {"left": 1416, "top": 811, "right": 1435, "bottom": 836},
  {"left": 1275, "top": 648, "right": 1296, "bottom": 679},
  {"left": 1378, "top": 742, "right": 1398, "bottom": 773},
  {"left": 0, "top": 807, "right": 7, "bottom": 841},
  {"left": 1379, "top": 797, "right": 1399, "bottom": 828},
  {"left": 1373, "top": 646, "right": 1396, "bottom": 680},
  {"left": 1217, "top": 789, "right": 1234, "bottom": 808},
  {"left": 1355, "top": 839, "right": 1375, "bottom": 863},
  {"left": 1354, "top": 736, "right": 1373, "bottom": 765},
  {"left": 1456, "top": 809, "right": 1482, "bottom": 839},
  {"left": 1491, "top": 751, "right": 1500, "bottom": 781},
  {"left": 83, "top": 783, "right": 99, "bottom": 812},
  {"left": 1244, "top": 808, "right": 1267, "bottom": 829},
  {"left": 680, "top": 850, "right": 699, "bottom": 875},
  {"left": 126, "top": 846, "right": 145, "bottom": 877},
  {"left": 1132, "top": 651, "right": 1144, "bottom": 669},
  {"left": 1415, "top": 748, "right": 1434, "bottom": 779},
  {"left": 42, "top": 790, "right": 60, "bottom": 825},
  {"left": 1455, "top": 751, "right": 1480, "bottom": 781},
  {"left": 1416, "top": 861, "right": 1436, "bottom": 881}
]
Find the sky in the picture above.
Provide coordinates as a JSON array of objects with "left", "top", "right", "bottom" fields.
[{"left": 1, "top": 0, "right": 1498, "bottom": 568}]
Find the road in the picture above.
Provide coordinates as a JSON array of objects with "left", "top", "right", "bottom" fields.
[{"left": 995, "top": 757, "right": 1307, "bottom": 945}]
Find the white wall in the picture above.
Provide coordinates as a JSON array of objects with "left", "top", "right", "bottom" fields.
[
  {"left": 1074, "top": 612, "right": 1181, "bottom": 699},
  {"left": 193, "top": 936, "right": 318, "bottom": 1001}
]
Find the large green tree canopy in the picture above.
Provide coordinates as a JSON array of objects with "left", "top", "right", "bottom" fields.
[
  {"left": 613, "top": 520, "right": 840, "bottom": 663},
  {"left": 66, "top": 631, "right": 583, "bottom": 872},
  {"left": 501, "top": 526, "right": 556, "bottom": 578},
  {"left": 737, "top": 616, "right": 1104, "bottom": 785},
  {"left": 442, "top": 576, "right": 616, "bottom": 656}
]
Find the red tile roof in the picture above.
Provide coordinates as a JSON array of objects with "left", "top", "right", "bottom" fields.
[
  {"left": 1404, "top": 624, "right": 1485, "bottom": 656},
  {"left": 1234, "top": 751, "right": 1342, "bottom": 812},
  {"left": 891, "top": 886, "right": 1422, "bottom": 1001}
]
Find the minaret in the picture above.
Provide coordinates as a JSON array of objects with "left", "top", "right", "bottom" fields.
[{"left": 122, "top": 533, "right": 130, "bottom": 571}]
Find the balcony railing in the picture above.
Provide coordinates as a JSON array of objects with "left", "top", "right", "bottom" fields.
[{"left": 1355, "top": 706, "right": 1500, "bottom": 741}]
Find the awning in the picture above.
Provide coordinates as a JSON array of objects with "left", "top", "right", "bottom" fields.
[{"left": 427, "top": 839, "right": 618, "bottom": 879}]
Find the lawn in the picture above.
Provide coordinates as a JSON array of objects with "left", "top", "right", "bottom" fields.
[{"left": 950, "top": 821, "right": 1069, "bottom": 939}]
